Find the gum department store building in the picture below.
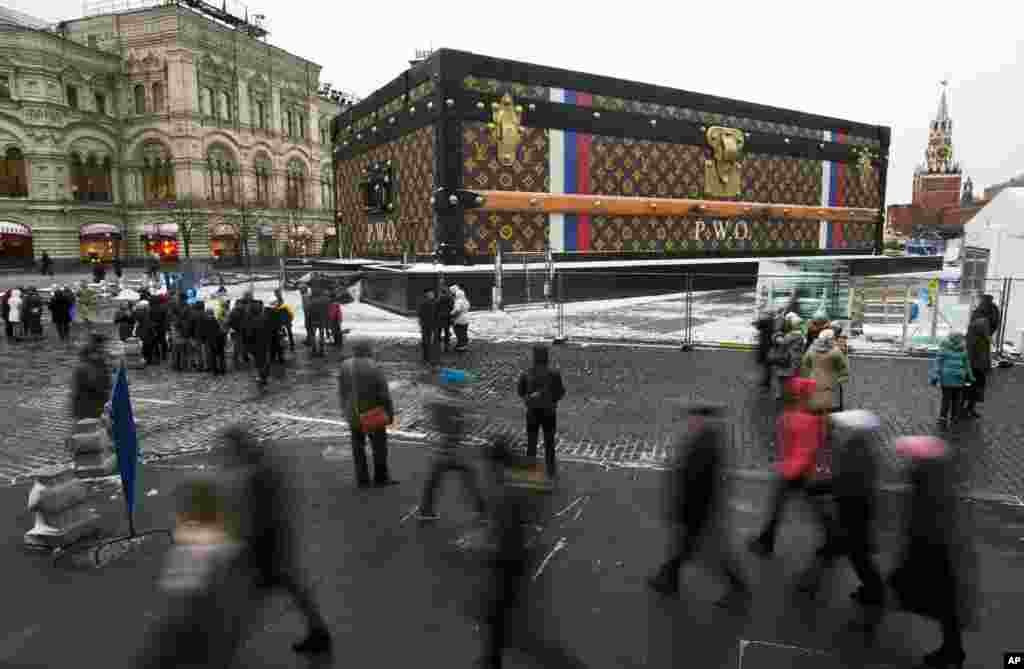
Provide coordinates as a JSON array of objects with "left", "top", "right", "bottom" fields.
[{"left": 0, "top": 1, "right": 340, "bottom": 269}]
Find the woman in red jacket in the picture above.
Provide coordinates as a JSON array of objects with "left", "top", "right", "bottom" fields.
[{"left": 749, "top": 377, "right": 831, "bottom": 557}]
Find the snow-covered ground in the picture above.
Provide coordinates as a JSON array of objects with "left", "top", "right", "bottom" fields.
[{"left": 181, "top": 278, "right": 1018, "bottom": 358}]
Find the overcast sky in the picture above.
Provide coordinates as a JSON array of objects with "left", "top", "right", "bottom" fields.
[{"left": 25, "top": 0, "right": 1024, "bottom": 205}]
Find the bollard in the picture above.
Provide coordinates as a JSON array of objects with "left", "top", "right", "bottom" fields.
[
  {"left": 66, "top": 418, "right": 117, "bottom": 478},
  {"left": 24, "top": 465, "right": 101, "bottom": 550},
  {"left": 122, "top": 337, "right": 145, "bottom": 370}
]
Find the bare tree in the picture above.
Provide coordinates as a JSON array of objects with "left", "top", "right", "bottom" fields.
[{"left": 165, "top": 195, "right": 208, "bottom": 259}]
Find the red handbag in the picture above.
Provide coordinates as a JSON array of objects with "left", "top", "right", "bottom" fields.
[{"left": 350, "top": 360, "right": 389, "bottom": 433}]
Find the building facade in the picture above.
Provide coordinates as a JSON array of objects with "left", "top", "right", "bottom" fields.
[
  {"left": 0, "top": 3, "right": 339, "bottom": 268},
  {"left": 886, "top": 83, "right": 983, "bottom": 241}
]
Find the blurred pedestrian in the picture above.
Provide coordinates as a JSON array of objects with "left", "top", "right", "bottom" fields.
[
  {"left": 796, "top": 411, "right": 885, "bottom": 638},
  {"left": 150, "top": 293, "right": 170, "bottom": 363},
  {"left": 112, "top": 256, "right": 123, "bottom": 280},
  {"left": 772, "top": 313, "right": 805, "bottom": 400},
  {"left": 928, "top": 333, "right": 973, "bottom": 428},
  {"left": 137, "top": 473, "right": 256, "bottom": 669},
  {"left": 805, "top": 306, "right": 830, "bottom": 352},
  {"left": 40, "top": 251, "right": 53, "bottom": 277},
  {"left": 450, "top": 284, "right": 471, "bottom": 352},
  {"left": 252, "top": 304, "right": 282, "bottom": 388},
  {"left": 307, "top": 289, "right": 330, "bottom": 358},
  {"left": 754, "top": 310, "right": 776, "bottom": 389},
  {"left": 416, "top": 382, "right": 487, "bottom": 522},
  {"left": 888, "top": 437, "right": 977, "bottom": 669},
  {"left": 338, "top": 339, "right": 397, "bottom": 487},
  {"left": 328, "top": 294, "right": 344, "bottom": 350},
  {"left": 418, "top": 288, "right": 438, "bottom": 364},
  {"left": 749, "top": 377, "right": 831, "bottom": 557},
  {"left": 963, "top": 315, "right": 991, "bottom": 419},
  {"left": 70, "top": 333, "right": 111, "bottom": 422},
  {"left": 222, "top": 426, "right": 333, "bottom": 655},
  {"left": 475, "top": 436, "right": 587, "bottom": 669},
  {"left": 436, "top": 286, "right": 454, "bottom": 352},
  {"left": 800, "top": 329, "right": 849, "bottom": 413},
  {"left": 517, "top": 345, "right": 566, "bottom": 479},
  {"left": 647, "top": 404, "right": 750, "bottom": 609},
  {"left": 77, "top": 281, "right": 97, "bottom": 330}
]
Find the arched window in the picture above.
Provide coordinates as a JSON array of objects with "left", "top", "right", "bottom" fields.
[
  {"left": 255, "top": 100, "right": 266, "bottom": 129},
  {"left": 206, "top": 145, "right": 236, "bottom": 203},
  {"left": 99, "top": 156, "right": 113, "bottom": 202},
  {"left": 285, "top": 159, "right": 306, "bottom": 209},
  {"left": 254, "top": 155, "right": 272, "bottom": 205},
  {"left": 0, "top": 147, "right": 28, "bottom": 197},
  {"left": 141, "top": 143, "right": 175, "bottom": 202},
  {"left": 201, "top": 87, "right": 212, "bottom": 116},
  {"left": 152, "top": 82, "right": 164, "bottom": 113},
  {"left": 134, "top": 84, "right": 146, "bottom": 114},
  {"left": 70, "top": 153, "right": 87, "bottom": 202}
]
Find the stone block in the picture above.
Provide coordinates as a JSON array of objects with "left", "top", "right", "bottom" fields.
[
  {"left": 24, "top": 465, "right": 101, "bottom": 550},
  {"left": 66, "top": 420, "right": 117, "bottom": 478}
]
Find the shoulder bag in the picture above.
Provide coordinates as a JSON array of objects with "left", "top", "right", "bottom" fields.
[{"left": 350, "top": 359, "right": 389, "bottom": 433}]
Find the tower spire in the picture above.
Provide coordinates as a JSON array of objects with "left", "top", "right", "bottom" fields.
[{"left": 923, "top": 79, "right": 955, "bottom": 174}]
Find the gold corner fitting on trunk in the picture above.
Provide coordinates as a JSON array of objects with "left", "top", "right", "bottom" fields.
[{"left": 704, "top": 126, "right": 745, "bottom": 198}]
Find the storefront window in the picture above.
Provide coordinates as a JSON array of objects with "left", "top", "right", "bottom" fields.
[{"left": 0, "top": 148, "right": 28, "bottom": 197}]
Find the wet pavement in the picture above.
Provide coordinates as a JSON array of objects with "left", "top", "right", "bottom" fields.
[
  {"left": 1, "top": 439, "right": 1021, "bottom": 668},
  {"left": 2, "top": 319, "right": 1024, "bottom": 499}
]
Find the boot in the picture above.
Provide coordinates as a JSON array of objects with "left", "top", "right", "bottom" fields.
[
  {"left": 916, "top": 647, "right": 965, "bottom": 669},
  {"left": 292, "top": 628, "right": 332, "bottom": 655},
  {"left": 646, "top": 563, "right": 680, "bottom": 596}
]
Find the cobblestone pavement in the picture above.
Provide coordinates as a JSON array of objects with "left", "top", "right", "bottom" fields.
[{"left": 2, "top": 323, "right": 1023, "bottom": 497}]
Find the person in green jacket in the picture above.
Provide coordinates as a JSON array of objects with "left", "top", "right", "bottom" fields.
[{"left": 928, "top": 333, "right": 975, "bottom": 427}]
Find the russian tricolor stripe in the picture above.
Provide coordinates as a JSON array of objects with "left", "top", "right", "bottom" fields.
[{"left": 547, "top": 88, "right": 592, "bottom": 252}]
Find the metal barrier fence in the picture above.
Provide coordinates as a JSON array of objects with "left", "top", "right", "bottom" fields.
[{"left": 542, "top": 271, "right": 1024, "bottom": 359}]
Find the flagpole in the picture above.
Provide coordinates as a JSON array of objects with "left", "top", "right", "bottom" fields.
[{"left": 54, "top": 363, "right": 172, "bottom": 566}]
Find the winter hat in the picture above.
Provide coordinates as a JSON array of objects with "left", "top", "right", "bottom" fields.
[
  {"left": 830, "top": 410, "right": 881, "bottom": 432},
  {"left": 135, "top": 300, "right": 149, "bottom": 309},
  {"left": 893, "top": 435, "right": 947, "bottom": 460}
]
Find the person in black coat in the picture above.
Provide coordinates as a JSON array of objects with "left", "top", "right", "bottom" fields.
[
  {"left": 23, "top": 288, "right": 44, "bottom": 339},
  {"left": 50, "top": 288, "right": 74, "bottom": 342},
  {"left": 516, "top": 346, "right": 566, "bottom": 478},
  {"left": 888, "top": 437, "right": 977, "bottom": 669},
  {"left": 754, "top": 310, "right": 776, "bottom": 389},
  {"left": 149, "top": 296, "right": 169, "bottom": 364},
  {"left": 475, "top": 436, "right": 587, "bottom": 669},
  {"left": 134, "top": 302, "right": 156, "bottom": 365},
  {"left": 252, "top": 304, "right": 282, "bottom": 388},
  {"left": 647, "top": 404, "right": 750, "bottom": 609},
  {"left": 418, "top": 289, "right": 438, "bottom": 364},
  {"left": 796, "top": 411, "right": 885, "bottom": 638},
  {"left": 114, "top": 303, "right": 136, "bottom": 342},
  {"left": 219, "top": 426, "right": 332, "bottom": 654},
  {"left": 40, "top": 251, "right": 53, "bottom": 277},
  {"left": 227, "top": 301, "right": 248, "bottom": 370},
  {"left": 436, "top": 287, "right": 454, "bottom": 353},
  {"left": 973, "top": 295, "right": 1001, "bottom": 340},
  {"left": 200, "top": 307, "right": 227, "bottom": 375},
  {"left": 70, "top": 333, "right": 111, "bottom": 421},
  {"left": 112, "top": 256, "right": 123, "bottom": 280}
]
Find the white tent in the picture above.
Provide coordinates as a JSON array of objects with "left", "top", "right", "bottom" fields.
[{"left": 962, "top": 187, "right": 1024, "bottom": 349}]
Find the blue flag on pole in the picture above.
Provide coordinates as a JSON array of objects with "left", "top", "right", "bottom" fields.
[{"left": 110, "top": 364, "right": 138, "bottom": 520}]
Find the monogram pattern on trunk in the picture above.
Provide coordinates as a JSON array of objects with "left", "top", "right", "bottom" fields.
[
  {"left": 843, "top": 167, "right": 882, "bottom": 209},
  {"left": 336, "top": 125, "right": 436, "bottom": 256},
  {"left": 743, "top": 155, "right": 823, "bottom": 206},
  {"left": 590, "top": 137, "right": 703, "bottom": 199},
  {"left": 462, "top": 122, "right": 549, "bottom": 255}
]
